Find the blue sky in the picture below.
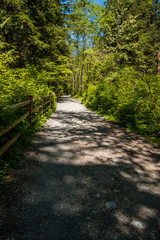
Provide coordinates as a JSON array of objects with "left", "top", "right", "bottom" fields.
[
  {"left": 62, "top": 1, "right": 106, "bottom": 5},
  {"left": 94, "top": 0, "right": 105, "bottom": 5}
]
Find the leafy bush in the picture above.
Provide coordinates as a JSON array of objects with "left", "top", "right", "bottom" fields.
[
  {"left": 0, "top": 54, "right": 57, "bottom": 179},
  {"left": 0, "top": 54, "right": 54, "bottom": 108},
  {"left": 85, "top": 67, "right": 160, "bottom": 142}
]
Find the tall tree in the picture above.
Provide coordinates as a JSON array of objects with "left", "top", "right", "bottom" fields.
[
  {"left": 66, "top": 0, "right": 102, "bottom": 95},
  {"left": 99, "top": 0, "right": 160, "bottom": 73},
  {"left": 0, "top": 0, "right": 70, "bottom": 92},
  {"left": 0, "top": 0, "right": 68, "bottom": 66}
]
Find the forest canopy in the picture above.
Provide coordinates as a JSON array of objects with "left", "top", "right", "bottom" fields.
[
  {"left": 0, "top": 0, "right": 71, "bottom": 107},
  {"left": 63, "top": 0, "right": 160, "bottom": 142}
]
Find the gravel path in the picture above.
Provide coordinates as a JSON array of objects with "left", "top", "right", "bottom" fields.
[{"left": 1, "top": 96, "right": 160, "bottom": 240}]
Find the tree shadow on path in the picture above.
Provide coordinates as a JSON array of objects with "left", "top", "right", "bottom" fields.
[{"left": 1, "top": 97, "right": 160, "bottom": 240}]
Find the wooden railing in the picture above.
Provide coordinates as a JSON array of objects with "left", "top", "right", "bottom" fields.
[{"left": 0, "top": 93, "right": 55, "bottom": 157}]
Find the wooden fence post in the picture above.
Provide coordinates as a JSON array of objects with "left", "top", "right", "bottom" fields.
[
  {"left": 53, "top": 93, "right": 55, "bottom": 106},
  {"left": 158, "top": 51, "right": 160, "bottom": 74},
  {"left": 0, "top": 93, "right": 56, "bottom": 157},
  {"left": 41, "top": 96, "right": 43, "bottom": 115},
  {"left": 49, "top": 93, "right": 52, "bottom": 108},
  {"left": 28, "top": 96, "right": 33, "bottom": 128}
]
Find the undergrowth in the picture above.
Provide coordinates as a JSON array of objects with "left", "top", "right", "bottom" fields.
[
  {"left": 79, "top": 66, "right": 160, "bottom": 147},
  {"left": 0, "top": 106, "right": 56, "bottom": 180},
  {"left": 0, "top": 53, "right": 58, "bottom": 180}
]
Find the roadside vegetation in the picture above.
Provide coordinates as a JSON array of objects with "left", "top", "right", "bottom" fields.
[
  {"left": 66, "top": 0, "right": 160, "bottom": 145},
  {"left": 0, "top": 0, "right": 70, "bottom": 178}
]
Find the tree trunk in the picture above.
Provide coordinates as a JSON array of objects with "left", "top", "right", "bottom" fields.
[
  {"left": 79, "top": 34, "right": 86, "bottom": 97},
  {"left": 158, "top": 51, "right": 160, "bottom": 74}
]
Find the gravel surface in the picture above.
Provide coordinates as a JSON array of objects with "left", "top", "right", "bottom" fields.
[{"left": 0, "top": 96, "right": 160, "bottom": 240}]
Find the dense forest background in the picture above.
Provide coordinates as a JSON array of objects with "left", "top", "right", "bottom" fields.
[
  {"left": 64, "top": 0, "right": 160, "bottom": 143},
  {"left": 0, "top": 0, "right": 160, "bottom": 141}
]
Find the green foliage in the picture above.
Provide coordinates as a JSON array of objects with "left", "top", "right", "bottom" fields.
[
  {"left": 0, "top": 0, "right": 71, "bottom": 93},
  {"left": 99, "top": 0, "right": 160, "bottom": 73},
  {"left": 0, "top": 54, "right": 53, "bottom": 108},
  {"left": 0, "top": 104, "right": 56, "bottom": 180},
  {"left": 0, "top": 132, "right": 32, "bottom": 179},
  {"left": 85, "top": 68, "right": 160, "bottom": 141},
  {"left": 67, "top": 0, "right": 160, "bottom": 145},
  {"left": 0, "top": 52, "right": 58, "bottom": 179},
  {"left": 0, "top": 0, "right": 70, "bottom": 179},
  {"left": 0, "top": 0, "right": 68, "bottom": 65}
]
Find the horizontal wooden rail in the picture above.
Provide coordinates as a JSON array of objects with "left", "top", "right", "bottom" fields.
[
  {"left": 2, "top": 100, "right": 31, "bottom": 111},
  {"left": 43, "top": 94, "right": 51, "bottom": 98},
  {"left": 32, "top": 115, "right": 39, "bottom": 123},
  {"left": 0, "top": 112, "right": 29, "bottom": 138},
  {"left": 43, "top": 99, "right": 50, "bottom": 106},
  {"left": 33, "top": 97, "right": 41, "bottom": 103},
  {"left": 44, "top": 104, "right": 51, "bottom": 112},
  {"left": 0, "top": 92, "right": 55, "bottom": 157},
  {"left": 32, "top": 105, "right": 42, "bottom": 114},
  {"left": 0, "top": 132, "right": 22, "bottom": 157}
]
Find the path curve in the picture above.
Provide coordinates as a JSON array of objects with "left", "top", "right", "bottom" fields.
[{"left": 2, "top": 97, "right": 160, "bottom": 240}]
